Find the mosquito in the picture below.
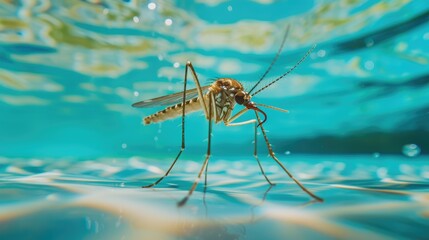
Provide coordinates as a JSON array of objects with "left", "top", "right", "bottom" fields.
[{"left": 132, "top": 27, "right": 323, "bottom": 206}]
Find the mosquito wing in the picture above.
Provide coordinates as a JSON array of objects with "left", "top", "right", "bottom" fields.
[{"left": 132, "top": 85, "right": 210, "bottom": 108}]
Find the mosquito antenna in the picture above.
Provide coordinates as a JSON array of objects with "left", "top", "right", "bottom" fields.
[
  {"left": 248, "top": 26, "right": 290, "bottom": 94},
  {"left": 252, "top": 44, "right": 316, "bottom": 96}
]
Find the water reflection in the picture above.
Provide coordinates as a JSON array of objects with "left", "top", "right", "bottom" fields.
[{"left": 1, "top": 155, "right": 428, "bottom": 239}]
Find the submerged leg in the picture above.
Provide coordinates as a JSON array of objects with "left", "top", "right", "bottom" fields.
[
  {"left": 177, "top": 93, "right": 214, "bottom": 207},
  {"left": 254, "top": 111, "right": 323, "bottom": 202},
  {"left": 142, "top": 62, "right": 205, "bottom": 188}
]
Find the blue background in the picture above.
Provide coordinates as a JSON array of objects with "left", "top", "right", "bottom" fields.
[{"left": 1, "top": 0, "right": 428, "bottom": 159}]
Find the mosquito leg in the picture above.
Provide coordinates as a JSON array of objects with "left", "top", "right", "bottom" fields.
[
  {"left": 253, "top": 121, "right": 275, "bottom": 186},
  {"left": 142, "top": 62, "right": 195, "bottom": 188},
  {"left": 254, "top": 111, "right": 323, "bottom": 202},
  {"left": 224, "top": 109, "right": 274, "bottom": 186},
  {"left": 204, "top": 92, "right": 219, "bottom": 187},
  {"left": 186, "top": 61, "right": 209, "bottom": 117},
  {"left": 142, "top": 149, "right": 184, "bottom": 188},
  {"left": 203, "top": 184, "right": 208, "bottom": 217},
  {"left": 186, "top": 61, "right": 211, "bottom": 187},
  {"left": 177, "top": 93, "right": 213, "bottom": 207},
  {"left": 204, "top": 158, "right": 209, "bottom": 186}
]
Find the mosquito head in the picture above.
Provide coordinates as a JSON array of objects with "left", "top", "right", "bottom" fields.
[
  {"left": 234, "top": 90, "right": 251, "bottom": 106},
  {"left": 234, "top": 91, "right": 267, "bottom": 127}
]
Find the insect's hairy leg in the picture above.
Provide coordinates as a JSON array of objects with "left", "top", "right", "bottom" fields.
[
  {"left": 204, "top": 91, "right": 218, "bottom": 186},
  {"left": 177, "top": 92, "right": 214, "bottom": 207},
  {"left": 142, "top": 62, "right": 206, "bottom": 188},
  {"left": 187, "top": 62, "right": 209, "bottom": 118},
  {"left": 254, "top": 111, "right": 323, "bottom": 202},
  {"left": 224, "top": 109, "right": 275, "bottom": 185},
  {"left": 253, "top": 121, "right": 275, "bottom": 185}
]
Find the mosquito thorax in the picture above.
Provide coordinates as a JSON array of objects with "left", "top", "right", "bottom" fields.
[
  {"left": 211, "top": 78, "right": 243, "bottom": 91},
  {"left": 209, "top": 78, "right": 241, "bottom": 96}
]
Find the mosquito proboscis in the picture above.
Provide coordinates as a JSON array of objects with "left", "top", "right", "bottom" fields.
[{"left": 132, "top": 27, "right": 323, "bottom": 206}]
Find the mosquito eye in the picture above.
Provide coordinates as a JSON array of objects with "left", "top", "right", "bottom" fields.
[{"left": 235, "top": 94, "right": 245, "bottom": 105}]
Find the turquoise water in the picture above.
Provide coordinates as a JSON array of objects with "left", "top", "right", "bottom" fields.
[
  {"left": 1, "top": 155, "right": 429, "bottom": 239},
  {"left": 1, "top": 1, "right": 429, "bottom": 239}
]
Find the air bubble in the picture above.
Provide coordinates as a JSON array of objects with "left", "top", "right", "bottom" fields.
[
  {"left": 164, "top": 18, "right": 173, "bottom": 26},
  {"left": 317, "top": 49, "right": 326, "bottom": 58},
  {"left": 376, "top": 168, "right": 387, "bottom": 178},
  {"left": 364, "top": 60, "right": 374, "bottom": 70},
  {"left": 147, "top": 2, "right": 156, "bottom": 10},
  {"left": 402, "top": 144, "right": 421, "bottom": 157},
  {"left": 365, "top": 38, "right": 374, "bottom": 47}
]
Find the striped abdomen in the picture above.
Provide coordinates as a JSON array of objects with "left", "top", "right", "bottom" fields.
[{"left": 143, "top": 95, "right": 208, "bottom": 125}]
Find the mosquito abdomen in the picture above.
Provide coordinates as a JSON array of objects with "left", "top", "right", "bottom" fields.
[{"left": 143, "top": 96, "right": 206, "bottom": 125}]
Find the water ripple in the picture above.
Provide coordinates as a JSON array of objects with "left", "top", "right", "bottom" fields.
[{"left": 0, "top": 155, "right": 428, "bottom": 239}]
